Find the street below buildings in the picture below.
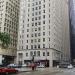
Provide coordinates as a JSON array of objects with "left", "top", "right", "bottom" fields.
[{"left": 12, "top": 68, "right": 75, "bottom": 75}]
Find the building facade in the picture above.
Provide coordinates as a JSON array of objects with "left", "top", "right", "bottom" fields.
[
  {"left": 69, "top": 0, "right": 75, "bottom": 63},
  {"left": 0, "top": 0, "right": 20, "bottom": 65},
  {"left": 17, "top": 0, "right": 70, "bottom": 67}
]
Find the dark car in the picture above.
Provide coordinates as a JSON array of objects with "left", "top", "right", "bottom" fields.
[{"left": 59, "top": 63, "right": 69, "bottom": 68}]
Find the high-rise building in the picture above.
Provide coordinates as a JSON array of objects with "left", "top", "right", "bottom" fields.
[
  {"left": 17, "top": 0, "right": 70, "bottom": 67},
  {"left": 69, "top": 0, "right": 75, "bottom": 63},
  {"left": 0, "top": 0, "right": 20, "bottom": 65}
]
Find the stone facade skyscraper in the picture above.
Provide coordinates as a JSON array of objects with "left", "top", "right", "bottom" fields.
[
  {"left": 0, "top": 0, "right": 20, "bottom": 65},
  {"left": 17, "top": 0, "right": 70, "bottom": 67}
]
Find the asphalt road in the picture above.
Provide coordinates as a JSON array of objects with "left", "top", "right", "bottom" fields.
[{"left": 12, "top": 68, "right": 75, "bottom": 75}]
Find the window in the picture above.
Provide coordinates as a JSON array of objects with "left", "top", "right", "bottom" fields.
[
  {"left": 38, "top": 44, "right": 40, "bottom": 48},
  {"left": 43, "top": 10, "right": 45, "bottom": 13},
  {"left": 38, "top": 27, "right": 41, "bottom": 31},
  {"left": 43, "top": 21, "right": 45, "bottom": 24},
  {"left": 32, "top": 8, "right": 34, "bottom": 11},
  {"left": 34, "top": 51, "right": 36, "bottom": 56},
  {"left": 26, "top": 45, "right": 28, "bottom": 49},
  {"left": 31, "top": 45, "right": 33, "bottom": 49},
  {"left": 38, "top": 39, "right": 40, "bottom": 42},
  {"left": 27, "top": 40, "right": 28, "bottom": 43},
  {"left": 39, "top": 6, "right": 41, "bottom": 9},
  {"left": 39, "top": 1, "right": 41, "bottom": 4},
  {"left": 43, "top": 26, "right": 45, "bottom": 30},
  {"left": 27, "top": 34, "right": 29, "bottom": 37},
  {"left": 35, "top": 22, "right": 37, "bottom": 26},
  {"left": 32, "top": 18, "right": 34, "bottom": 21},
  {"left": 43, "top": 44, "right": 45, "bottom": 48},
  {"left": 43, "top": 52, "right": 45, "bottom": 56},
  {"left": 37, "top": 51, "right": 40, "bottom": 56},
  {"left": 38, "top": 16, "right": 41, "bottom": 20},
  {"left": 43, "top": 38, "right": 45, "bottom": 42},
  {"left": 43, "top": 5, "right": 45, "bottom": 8},
  {"left": 31, "top": 40, "right": 33, "bottom": 43},
  {"left": 18, "top": 53, "right": 23, "bottom": 58},
  {"left": 43, "top": 0, "right": 45, "bottom": 2},
  {"left": 47, "top": 52, "right": 49, "bottom": 56},
  {"left": 27, "top": 29, "right": 29, "bottom": 32},
  {"left": 38, "top": 33, "right": 40, "bottom": 36},
  {"left": 26, "top": 53, "right": 28, "bottom": 57},
  {"left": 32, "top": 23, "right": 34, "bottom": 26},
  {"left": 28, "top": 4, "right": 30, "bottom": 7},
  {"left": 34, "top": 45, "right": 37, "bottom": 49},
  {"left": 43, "top": 32, "right": 45, "bottom": 36},
  {"left": 35, "top": 33, "right": 37, "bottom": 37},
  {"left": 49, "top": 38, "right": 50, "bottom": 41},
  {"left": 43, "top": 15, "right": 45, "bottom": 19},
  {"left": 30, "top": 51, "right": 33, "bottom": 56},
  {"left": 38, "top": 22, "right": 41, "bottom": 25},
  {"left": 36, "top": 2, "right": 38, "bottom": 5}
]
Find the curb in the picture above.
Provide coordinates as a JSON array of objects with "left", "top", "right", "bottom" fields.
[{"left": 18, "top": 70, "right": 38, "bottom": 73}]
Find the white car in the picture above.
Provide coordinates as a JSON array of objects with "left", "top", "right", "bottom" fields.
[
  {"left": 67, "top": 64, "right": 73, "bottom": 69},
  {"left": 7, "top": 64, "right": 18, "bottom": 68},
  {"left": 22, "top": 64, "right": 27, "bottom": 67},
  {"left": 37, "top": 65, "right": 45, "bottom": 68}
]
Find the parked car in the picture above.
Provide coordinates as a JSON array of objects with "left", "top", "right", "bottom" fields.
[
  {"left": 37, "top": 65, "right": 45, "bottom": 68},
  {"left": 67, "top": 64, "right": 73, "bottom": 69},
  {"left": 0, "top": 67, "right": 18, "bottom": 74},
  {"left": 7, "top": 64, "right": 18, "bottom": 68},
  {"left": 21, "top": 64, "right": 27, "bottom": 67}
]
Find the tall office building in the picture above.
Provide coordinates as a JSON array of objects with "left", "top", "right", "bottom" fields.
[
  {"left": 69, "top": 0, "right": 75, "bottom": 63},
  {"left": 0, "top": 0, "right": 20, "bottom": 65},
  {"left": 17, "top": 0, "right": 70, "bottom": 67}
]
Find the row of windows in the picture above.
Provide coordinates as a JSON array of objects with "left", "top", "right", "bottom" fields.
[
  {"left": 20, "top": 43, "right": 50, "bottom": 50},
  {"left": 18, "top": 51, "right": 49, "bottom": 57}
]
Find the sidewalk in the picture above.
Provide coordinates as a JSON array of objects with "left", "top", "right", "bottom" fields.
[{"left": 16, "top": 67, "right": 62, "bottom": 73}]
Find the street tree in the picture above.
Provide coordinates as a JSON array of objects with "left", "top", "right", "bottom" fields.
[{"left": 0, "top": 32, "right": 11, "bottom": 48}]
